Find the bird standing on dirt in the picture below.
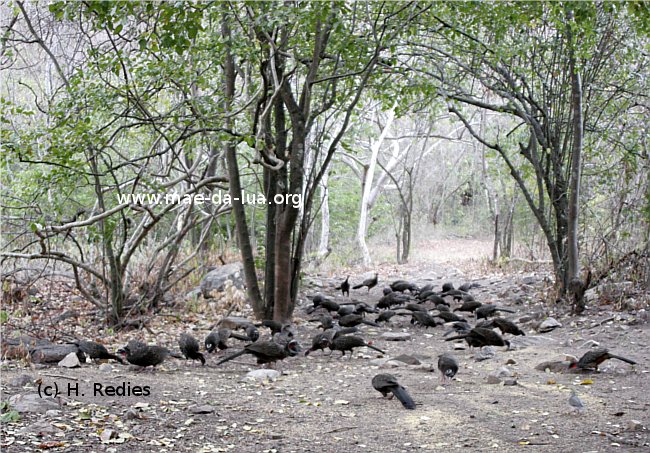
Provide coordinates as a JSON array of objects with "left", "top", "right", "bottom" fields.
[
  {"left": 353, "top": 273, "right": 379, "bottom": 292},
  {"left": 305, "top": 329, "right": 337, "bottom": 356},
  {"left": 437, "top": 353, "right": 459, "bottom": 382},
  {"left": 329, "top": 335, "right": 385, "bottom": 358},
  {"left": 569, "top": 389, "right": 585, "bottom": 414},
  {"left": 117, "top": 342, "right": 179, "bottom": 370},
  {"left": 371, "top": 373, "right": 416, "bottom": 409},
  {"left": 178, "top": 333, "right": 205, "bottom": 365},
  {"left": 216, "top": 339, "right": 301, "bottom": 367},
  {"left": 454, "top": 299, "right": 482, "bottom": 313},
  {"left": 445, "top": 327, "right": 510, "bottom": 350},
  {"left": 475, "top": 304, "right": 516, "bottom": 320},
  {"left": 570, "top": 348, "right": 637, "bottom": 371},
  {"left": 485, "top": 318, "right": 526, "bottom": 336},
  {"left": 336, "top": 276, "right": 350, "bottom": 297},
  {"left": 338, "top": 313, "right": 380, "bottom": 328},
  {"left": 73, "top": 340, "right": 124, "bottom": 364}
]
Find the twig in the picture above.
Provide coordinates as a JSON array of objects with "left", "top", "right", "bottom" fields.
[
  {"left": 41, "top": 373, "right": 79, "bottom": 381},
  {"left": 324, "top": 426, "right": 358, "bottom": 434}
]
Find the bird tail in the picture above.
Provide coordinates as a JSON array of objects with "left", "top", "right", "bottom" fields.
[
  {"left": 365, "top": 342, "right": 385, "bottom": 354},
  {"left": 609, "top": 354, "right": 637, "bottom": 365},
  {"left": 445, "top": 334, "right": 469, "bottom": 341},
  {"left": 362, "top": 319, "right": 380, "bottom": 327},
  {"left": 168, "top": 350, "right": 184, "bottom": 359},
  {"left": 196, "top": 352, "right": 206, "bottom": 365},
  {"left": 229, "top": 332, "right": 251, "bottom": 342},
  {"left": 216, "top": 348, "right": 247, "bottom": 365},
  {"left": 391, "top": 385, "right": 416, "bottom": 409},
  {"left": 352, "top": 284, "right": 363, "bottom": 289},
  {"left": 496, "top": 308, "right": 516, "bottom": 313}
]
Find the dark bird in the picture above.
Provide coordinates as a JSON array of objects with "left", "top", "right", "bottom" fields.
[
  {"left": 417, "top": 290, "right": 437, "bottom": 301},
  {"left": 390, "top": 280, "right": 419, "bottom": 293},
  {"left": 313, "top": 314, "right": 334, "bottom": 330},
  {"left": 319, "top": 299, "right": 341, "bottom": 313},
  {"left": 178, "top": 333, "right": 205, "bottom": 365},
  {"left": 487, "top": 318, "right": 526, "bottom": 336},
  {"left": 336, "top": 276, "right": 351, "bottom": 297},
  {"left": 441, "top": 289, "right": 470, "bottom": 301},
  {"left": 259, "top": 319, "right": 284, "bottom": 335},
  {"left": 243, "top": 323, "right": 260, "bottom": 342},
  {"left": 305, "top": 330, "right": 337, "bottom": 356},
  {"left": 410, "top": 311, "right": 439, "bottom": 328},
  {"left": 435, "top": 304, "right": 451, "bottom": 312},
  {"left": 424, "top": 294, "right": 447, "bottom": 305},
  {"left": 338, "top": 314, "right": 379, "bottom": 328},
  {"left": 454, "top": 300, "right": 482, "bottom": 313},
  {"left": 445, "top": 327, "right": 510, "bottom": 349},
  {"left": 570, "top": 348, "right": 637, "bottom": 372},
  {"left": 438, "top": 353, "right": 459, "bottom": 382},
  {"left": 434, "top": 311, "right": 466, "bottom": 323},
  {"left": 376, "top": 291, "right": 410, "bottom": 309},
  {"left": 405, "top": 303, "right": 427, "bottom": 313},
  {"left": 329, "top": 335, "right": 385, "bottom": 358},
  {"left": 475, "top": 304, "right": 516, "bottom": 320},
  {"left": 371, "top": 373, "right": 416, "bottom": 409},
  {"left": 216, "top": 339, "right": 301, "bottom": 366},
  {"left": 419, "top": 283, "right": 434, "bottom": 293},
  {"left": 443, "top": 321, "right": 472, "bottom": 337},
  {"left": 337, "top": 305, "right": 355, "bottom": 316},
  {"left": 117, "top": 342, "right": 177, "bottom": 369},
  {"left": 352, "top": 273, "right": 379, "bottom": 292},
  {"left": 353, "top": 302, "right": 378, "bottom": 316},
  {"left": 442, "top": 282, "right": 455, "bottom": 292},
  {"left": 376, "top": 310, "right": 396, "bottom": 323},
  {"left": 73, "top": 340, "right": 124, "bottom": 364}
]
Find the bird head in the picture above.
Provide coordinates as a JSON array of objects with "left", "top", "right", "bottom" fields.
[
  {"left": 287, "top": 340, "right": 302, "bottom": 356},
  {"left": 117, "top": 346, "right": 130, "bottom": 356}
]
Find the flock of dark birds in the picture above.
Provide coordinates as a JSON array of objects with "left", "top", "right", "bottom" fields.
[{"left": 67, "top": 273, "right": 637, "bottom": 411}]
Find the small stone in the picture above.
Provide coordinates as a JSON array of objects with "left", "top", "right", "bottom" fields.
[
  {"left": 486, "top": 375, "right": 502, "bottom": 385},
  {"left": 518, "top": 315, "right": 533, "bottom": 323},
  {"left": 581, "top": 340, "right": 600, "bottom": 348},
  {"left": 506, "top": 358, "right": 517, "bottom": 365},
  {"left": 627, "top": 420, "right": 643, "bottom": 431},
  {"left": 242, "top": 369, "right": 281, "bottom": 382},
  {"left": 380, "top": 332, "right": 412, "bottom": 341},
  {"left": 58, "top": 352, "right": 81, "bottom": 368},
  {"left": 9, "top": 394, "right": 61, "bottom": 413},
  {"left": 98, "top": 363, "right": 113, "bottom": 372},
  {"left": 369, "top": 358, "right": 391, "bottom": 367},
  {"left": 504, "top": 378, "right": 518, "bottom": 386},
  {"left": 123, "top": 408, "right": 139, "bottom": 420},
  {"left": 537, "top": 317, "right": 562, "bottom": 333},
  {"left": 381, "top": 360, "right": 405, "bottom": 368},
  {"left": 392, "top": 354, "right": 421, "bottom": 365},
  {"left": 18, "top": 421, "right": 58, "bottom": 436},
  {"left": 453, "top": 343, "right": 467, "bottom": 350},
  {"left": 190, "top": 405, "right": 217, "bottom": 414},
  {"left": 474, "top": 347, "right": 496, "bottom": 361},
  {"left": 100, "top": 428, "right": 116, "bottom": 442},
  {"left": 45, "top": 410, "right": 61, "bottom": 417},
  {"left": 10, "top": 374, "right": 34, "bottom": 387},
  {"left": 494, "top": 367, "right": 514, "bottom": 378}
]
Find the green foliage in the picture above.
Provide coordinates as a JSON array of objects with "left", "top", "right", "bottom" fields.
[{"left": 0, "top": 402, "right": 20, "bottom": 423}]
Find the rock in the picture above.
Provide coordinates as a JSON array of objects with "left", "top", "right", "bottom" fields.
[
  {"left": 380, "top": 332, "right": 412, "bottom": 341},
  {"left": 534, "top": 360, "right": 575, "bottom": 373},
  {"left": 505, "top": 358, "right": 517, "bottom": 365},
  {"left": 58, "top": 352, "right": 81, "bottom": 368},
  {"left": 200, "top": 262, "right": 244, "bottom": 298},
  {"left": 392, "top": 354, "right": 421, "bottom": 365},
  {"left": 504, "top": 378, "right": 518, "bottom": 386},
  {"left": 522, "top": 276, "right": 536, "bottom": 285},
  {"left": 18, "top": 421, "right": 59, "bottom": 436},
  {"left": 369, "top": 358, "right": 391, "bottom": 367},
  {"left": 537, "top": 317, "right": 562, "bottom": 333},
  {"left": 494, "top": 367, "right": 514, "bottom": 378},
  {"left": 242, "top": 369, "right": 281, "bottom": 382},
  {"left": 581, "top": 340, "right": 600, "bottom": 348},
  {"left": 123, "top": 408, "right": 140, "bottom": 420},
  {"left": 98, "top": 363, "right": 113, "bottom": 372},
  {"left": 518, "top": 315, "right": 533, "bottom": 324},
  {"left": 9, "top": 394, "right": 61, "bottom": 413},
  {"left": 10, "top": 374, "right": 34, "bottom": 387},
  {"left": 30, "top": 344, "right": 85, "bottom": 364},
  {"left": 486, "top": 375, "right": 502, "bottom": 384},
  {"left": 627, "top": 420, "right": 643, "bottom": 431},
  {"left": 185, "top": 287, "right": 202, "bottom": 301},
  {"left": 382, "top": 360, "right": 405, "bottom": 368},
  {"left": 100, "top": 428, "right": 116, "bottom": 442},
  {"left": 190, "top": 404, "right": 217, "bottom": 414},
  {"left": 453, "top": 343, "right": 467, "bottom": 350},
  {"left": 45, "top": 410, "right": 61, "bottom": 417},
  {"left": 474, "top": 347, "right": 496, "bottom": 361}
]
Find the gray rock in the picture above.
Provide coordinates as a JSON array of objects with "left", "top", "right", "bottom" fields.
[
  {"left": 45, "top": 410, "right": 61, "bottom": 417},
  {"left": 58, "top": 352, "right": 81, "bottom": 368},
  {"left": 453, "top": 343, "right": 467, "bottom": 350},
  {"left": 98, "top": 363, "right": 113, "bottom": 372},
  {"left": 627, "top": 420, "right": 643, "bottom": 431},
  {"left": 504, "top": 378, "right": 518, "bottom": 386},
  {"left": 381, "top": 360, "right": 406, "bottom": 368},
  {"left": 493, "top": 366, "right": 514, "bottom": 378},
  {"left": 522, "top": 276, "right": 536, "bottom": 285},
  {"left": 9, "top": 394, "right": 61, "bottom": 413},
  {"left": 190, "top": 404, "right": 217, "bottom": 414},
  {"left": 486, "top": 375, "right": 502, "bottom": 384},
  {"left": 123, "top": 408, "right": 140, "bottom": 420},
  {"left": 537, "top": 317, "right": 562, "bottom": 333},
  {"left": 185, "top": 287, "right": 202, "bottom": 301},
  {"left": 18, "top": 421, "right": 59, "bottom": 436},
  {"left": 380, "top": 332, "right": 412, "bottom": 341},
  {"left": 369, "top": 358, "right": 391, "bottom": 367},
  {"left": 200, "top": 262, "right": 244, "bottom": 298},
  {"left": 474, "top": 346, "right": 496, "bottom": 361},
  {"left": 10, "top": 374, "right": 34, "bottom": 387},
  {"left": 392, "top": 354, "right": 421, "bottom": 365},
  {"left": 241, "top": 369, "right": 281, "bottom": 382}
]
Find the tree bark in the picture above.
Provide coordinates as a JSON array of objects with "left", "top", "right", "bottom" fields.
[{"left": 318, "top": 169, "right": 331, "bottom": 258}]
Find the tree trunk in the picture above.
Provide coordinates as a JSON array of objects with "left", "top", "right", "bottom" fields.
[
  {"left": 222, "top": 15, "right": 264, "bottom": 318},
  {"left": 357, "top": 109, "right": 395, "bottom": 265},
  {"left": 318, "top": 169, "right": 331, "bottom": 258}
]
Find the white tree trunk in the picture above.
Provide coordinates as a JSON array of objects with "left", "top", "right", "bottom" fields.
[
  {"left": 357, "top": 109, "right": 395, "bottom": 266},
  {"left": 318, "top": 170, "right": 330, "bottom": 257}
]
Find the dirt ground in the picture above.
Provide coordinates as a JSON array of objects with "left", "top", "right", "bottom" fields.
[{"left": 2, "top": 239, "right": 649, "bottom": 452}]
